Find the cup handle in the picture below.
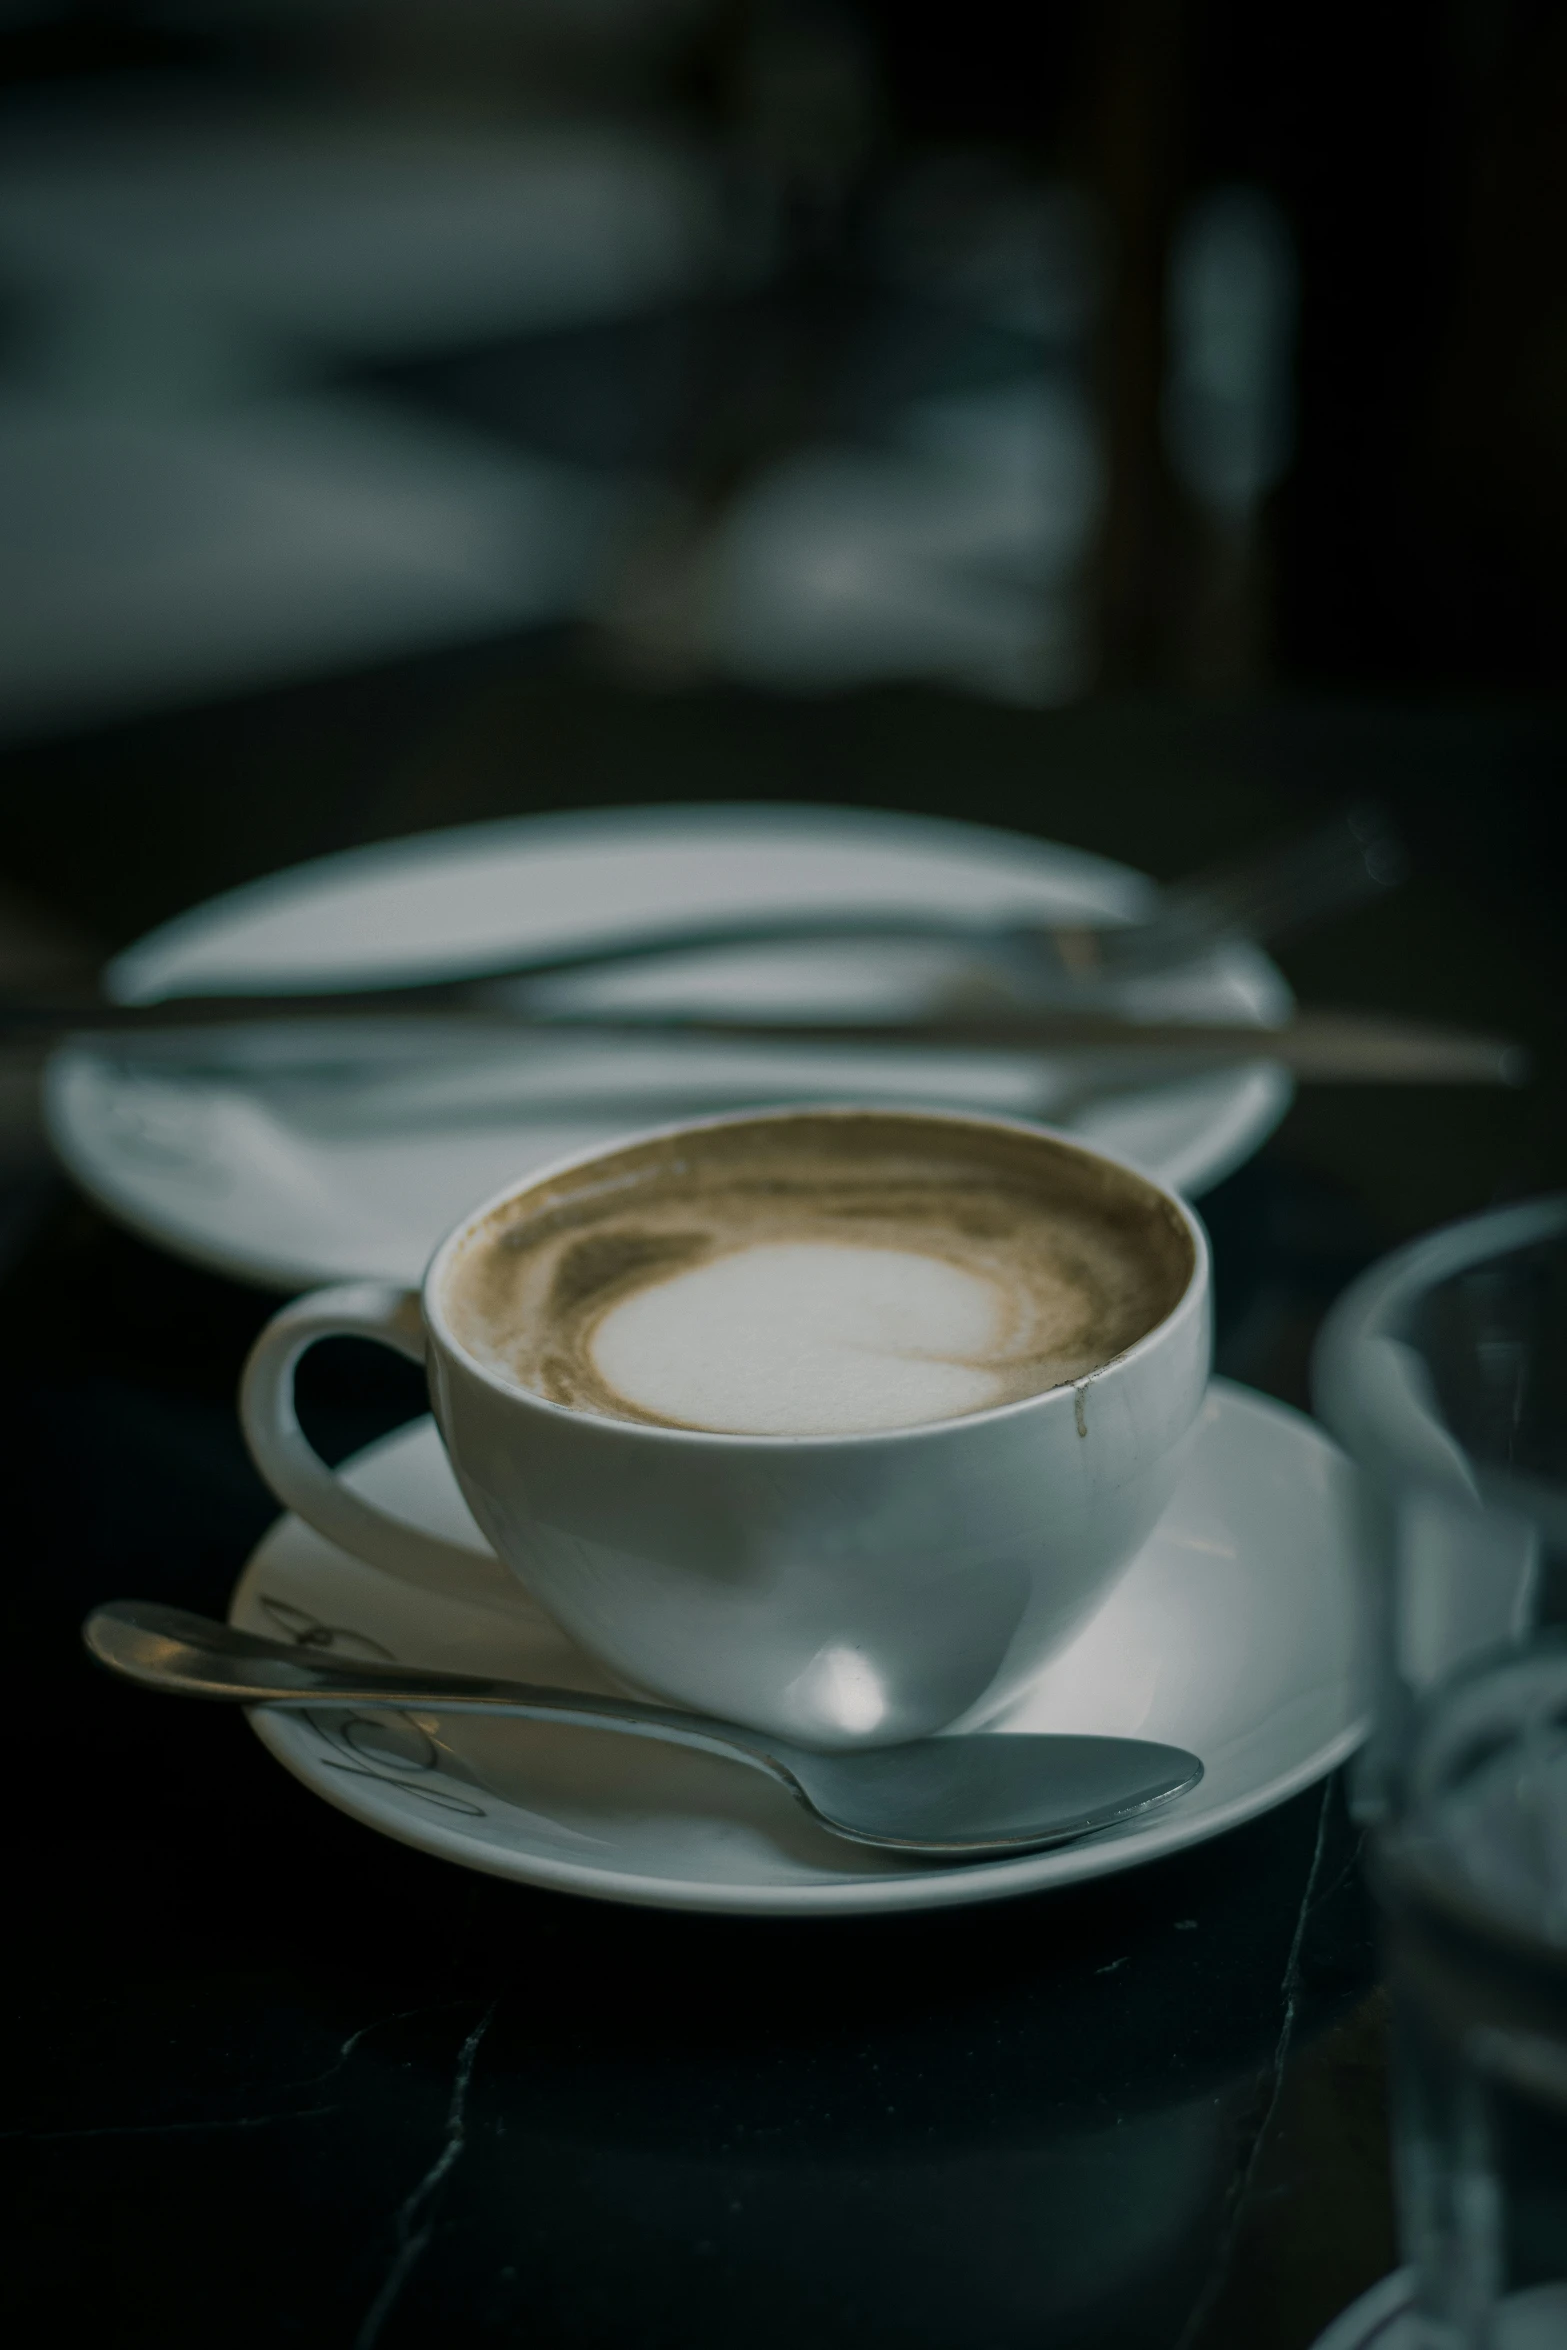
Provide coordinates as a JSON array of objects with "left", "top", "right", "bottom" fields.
[{"left": 240, "top": 1282, "right": 516, "bottom": 1614}]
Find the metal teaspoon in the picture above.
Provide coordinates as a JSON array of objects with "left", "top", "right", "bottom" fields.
[{"left": 84, "top": 1601, "right": 1203, "bottom": 1862}]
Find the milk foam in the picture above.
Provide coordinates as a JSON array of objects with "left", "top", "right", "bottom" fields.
[
  {"left": 589, "top": 1241, "right": 1012, "bottom": 1435},
  {"left": 444, "top": 1110, "right": 1193, "bottom": 1437}
]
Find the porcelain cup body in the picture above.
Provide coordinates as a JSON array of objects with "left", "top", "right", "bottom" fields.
[{"left": 241, "top": 1107, "right": 1212, "bottom": 1746}]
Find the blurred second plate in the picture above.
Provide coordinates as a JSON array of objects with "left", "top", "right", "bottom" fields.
[{"left": 45, "top": 803, "right": 1292, "bottom": 1291}]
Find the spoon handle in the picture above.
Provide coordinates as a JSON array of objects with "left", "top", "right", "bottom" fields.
[{"left": 83, "top": 1599, "right": 791, "bottom": 1780}]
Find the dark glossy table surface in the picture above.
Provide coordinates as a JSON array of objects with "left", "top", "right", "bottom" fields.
[{"left": 3, "top": 674, "right": 1562, "bottom": 2348}]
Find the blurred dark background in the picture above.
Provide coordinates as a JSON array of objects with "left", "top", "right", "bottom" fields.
[
  {"left": 5, "top": 2, "right": 1567, "bottom": 685},
  {"left": 0, "top": 0, "right": 1563, "bottom": 1265}
]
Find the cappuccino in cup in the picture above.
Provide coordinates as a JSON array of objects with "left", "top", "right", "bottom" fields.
[
  {"left": 242, "top": 1108, "right": 1210, "bottom": 1745},
  {"left": 444, "top": 1112, "right": 1192, "bottom": 1438}
]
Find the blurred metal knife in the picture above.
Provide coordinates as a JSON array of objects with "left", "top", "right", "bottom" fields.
[{"left": 9, "top": 999, "right": 1525, "bottom": 1086}]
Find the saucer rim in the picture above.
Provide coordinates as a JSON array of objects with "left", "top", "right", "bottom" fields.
[
  {"left": 250, "top": 1694, "right": 1365, "bottom": 1918},
  {"left": 236, "top": 1379, "right": 1368, "bottom": 1916}
]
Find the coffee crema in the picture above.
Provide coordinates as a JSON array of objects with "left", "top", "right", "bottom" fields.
[{"left": 442, "top": 1112, "right": 1194, "bottom": 1438}]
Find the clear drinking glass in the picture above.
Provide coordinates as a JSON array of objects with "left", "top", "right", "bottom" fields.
[{"left": 1314, "top": 1199, "right": 1567, "bottom": 2349}]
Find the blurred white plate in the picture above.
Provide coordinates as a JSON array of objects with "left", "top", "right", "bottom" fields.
[
  {"left": 0, "top": 392, "right": 625, "bottom": 732},
  {"left": 230, "top": 1381, "right": 1365, "bottom": 1916},
  {"left": 0, "top": 116, "right": 716, "bottom": 356},
  {"left": 0, "top": 115, "right": 723, "bottom": 732},
  {"left": 45, "top": 803, "right": 1293, "bottom": 1292}
]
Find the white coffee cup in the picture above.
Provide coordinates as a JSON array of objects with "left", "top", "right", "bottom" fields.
[{"left": 241, "top": 1107, "right": 1211, "bottom": 1747}]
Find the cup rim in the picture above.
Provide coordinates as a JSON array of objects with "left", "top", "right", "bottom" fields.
[
  {"left": 1313, "top": 1194, "right": 1567, "bottom": 1485},
  {"left": 421, "top": 1101, "right": 1210, "bottom": 1450}
]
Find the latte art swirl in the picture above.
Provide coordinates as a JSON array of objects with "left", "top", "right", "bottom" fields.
[{"left": 443, "top": 1112, "right": 1193, "bottom": 1437}]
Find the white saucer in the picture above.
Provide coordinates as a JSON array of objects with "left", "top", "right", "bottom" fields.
[
  {"left": 47, "top": 804, "right": 1292, "bottom": 1291},
  {"left": 229, "top": 1379, "right": 1366, "bottom": 1916}
]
